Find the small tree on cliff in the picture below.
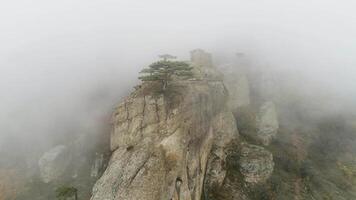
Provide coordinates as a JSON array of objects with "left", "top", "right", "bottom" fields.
[{"left": 139, "top": 60, "right": 194, "bottom": 91}]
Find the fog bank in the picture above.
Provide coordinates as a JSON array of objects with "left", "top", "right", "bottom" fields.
[{"left": 1, "top": 0, "right": 356, "bottom": 158}]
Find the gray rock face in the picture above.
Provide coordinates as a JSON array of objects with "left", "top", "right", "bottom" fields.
[
  {"left": 229, "top": 75, "right": 250, "bottom": 109},
  {"left": 90, "top": 80, "right": 238, "bottom": 200},
  {"left": 38, "top": 145, "right": 72, "bottom": 183},
  {"left": 219, "top": 63, "right": 250, "bottom": 111},
  {"left": 239, "top": 143, "right": 274, "bottom": 184},
  {"left": 90, "top": 50, "right": 276, "bottom": 200},
  {"left": 190, "top": 49, "right": 213, "bottom": 68},
  {"left": 190, "top": 49, "right": 223, "bottom": 80},
  {"left": 203, "top": 110, "right": 240, "bottom": 199},
  {"left": 255, "top": 101, "right": 279, "bottom": 146}
]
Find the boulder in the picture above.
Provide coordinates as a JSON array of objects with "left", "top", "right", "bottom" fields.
[
  {"left": 239, "top": 144, "right": 274, "bottom": 184},
  {"left": 38, "top": 145, "right": 72, "bottom": 183}
]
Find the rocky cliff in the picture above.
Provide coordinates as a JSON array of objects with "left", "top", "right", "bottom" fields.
[
  {"left": 88, "top": 49, "right": 356, "bottom": 200},
  {"left": 91, "top": 80, "right": 238, "bottom": 200},
  {"left": 90, "top": 50, "right": 275, "bottom": 200},
  {"left": 2, "top": 49, "right": 356, "bottom": 200}
]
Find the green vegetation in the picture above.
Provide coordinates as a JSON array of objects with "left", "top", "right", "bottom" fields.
[
  {"left": 138, "top": 58, "right": 194, "bottom": 91},
  {"left": 55, "top": 186, "right": 78, "bottom": 200},
  {"left": 337, "top": 161, "right": 356, "bottom": 184},
  {"left": 158, "top": 54, "right": 177, "bottom": 61}
]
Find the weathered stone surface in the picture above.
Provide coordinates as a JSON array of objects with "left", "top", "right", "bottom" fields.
[
  {"left": 91, "top": 78, "right": 235, "bottom": 200},
  {"left": 255, "top": 101, "right": 279, "bottom": 146},
  {"left": 239, "top": 143, "right": 274, "bottom": 184},
  {"left": 38, "top": 145, "right": 72, "bottom": 183},
  {"left": 203, "top": 110, "right": 240, "bottom": 199},
  {"left": 110, "top": 94, "right": 165, "bottom": 151},
  {"left": 90, "top": 50, "right": 282, "bottom": 200}
]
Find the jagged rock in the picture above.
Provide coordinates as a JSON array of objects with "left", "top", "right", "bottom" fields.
[
  {"left": 255, "top": 101, "right": 279, "bottom": 146},
  {"left": 203, "top": 110, "right": 240, "bottom": 199},
  {"left": 38, "top": 145, "right": 72, "bottom": 183},
  {"left": 239, "top": 143, "right": 274, "bottom": 184},
  {"left": 91, "top": 78, "right": 238, "bottom": 200}
]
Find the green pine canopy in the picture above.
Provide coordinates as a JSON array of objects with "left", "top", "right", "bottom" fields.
[{"left": 138, "top": 60, "right": 194, "bottom": 90}]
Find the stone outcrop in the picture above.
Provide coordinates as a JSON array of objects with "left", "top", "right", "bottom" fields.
[
  {"left": 190, "top": 49, "right": 223, "bottom": 80},
  {"left": 190, "top": 49, "right": 213, "bottom": 68},
  {"left": 90, "top": 50, "right": 276, "bottom": 200},
  {"left": 203, "top": 110, "right": 240, "bottom": 199},
  {"left": 38, "top": 145, "right": 72, "bottom": 183},
  {"left": 239, "top": 143, "right": 274, "bottom": 184},
  {"left": 220, "top": 64, "right": 251, "bottom": 111},
  {"left": 91, "top": 79, "right": 239, "bottom": 200},
  {"left": 203, "top": 141, "right": 274, "bottom": 200},
  {"left": 255, "top": 101, "right": 279, "bottom": 146}
]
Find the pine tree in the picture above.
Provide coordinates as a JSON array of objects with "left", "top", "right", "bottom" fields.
[
  {"left": 158, "top": 54, "right": 177, "bottom": 61},
  {"left": 138, "top": 60, "right": 194, "bottom": 91}
]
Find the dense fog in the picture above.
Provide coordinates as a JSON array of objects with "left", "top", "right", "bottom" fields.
[{"left": 1, "top": 0, "right": 356, "bottom": 165}]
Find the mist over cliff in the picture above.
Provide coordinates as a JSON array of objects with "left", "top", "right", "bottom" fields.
[
  {"left": 1, "top": 0, "right": 356, "bottom": 199},
  {"left": 1, "top": 0, "right": 356, "bottom": 150}
]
